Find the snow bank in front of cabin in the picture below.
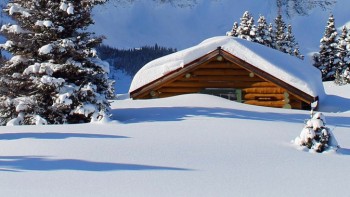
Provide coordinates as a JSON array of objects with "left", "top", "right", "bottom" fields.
[
  {"left": 129, "top": 36, "right": 325, "bottom": 100},
  {"left": 1, "top": 86, "right": 350, "bottom": 196}
]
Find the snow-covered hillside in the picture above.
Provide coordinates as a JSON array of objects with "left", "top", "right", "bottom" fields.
[
  {"left": 0, "top": 82, "right": 350, "bottom": 196},
  {"left": 90, "top": 0, "right": 350, "bottom": 56}
]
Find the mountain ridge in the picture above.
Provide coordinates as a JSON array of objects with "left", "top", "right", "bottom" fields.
[{"left": 90, "top": 0, "right": 349, "bottom": 56}]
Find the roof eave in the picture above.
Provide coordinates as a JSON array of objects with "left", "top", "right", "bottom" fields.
[
  {"left": 130, "top": 49, "right": 221, "bottom": 99},
  {"left": 219, "top": 49, "right": 317, "bottom": 104}
]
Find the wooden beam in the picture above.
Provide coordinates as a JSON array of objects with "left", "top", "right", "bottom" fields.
[
  {"left": 244, "top": 93, "right": 285, "bottom": 100},
  {"left": 166, "top": 81, "right": 257, "bottom": 88},
  {"left": 199, "top": 62, "right": 242, "bottom": 69},
  {"left": 193, "top": 69, "right": 249, "bottom": 76},
  {"left": 244, "top": 100, "right": 285, "bottom": 107},
  {"left": 250, "top": 82, "right": 277, "bottom": 87},
  {"left": 243, "top": 87, "right": 286, "bottom": 94},
  {"left": 181, "top": 75, "right": 264, "bottom": 82},
  {"left": 158, "top": 87, "right": 202, "bottom": 93}
]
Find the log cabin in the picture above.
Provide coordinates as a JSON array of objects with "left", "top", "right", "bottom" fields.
[{"left": 129, "top": 36, "right": 325, "bottom": 110}]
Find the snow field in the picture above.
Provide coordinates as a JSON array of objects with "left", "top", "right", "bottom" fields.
[{"left": 1, "top": 83, "right": 350, "bottom": 196}]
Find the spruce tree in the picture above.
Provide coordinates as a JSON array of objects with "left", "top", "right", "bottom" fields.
[
  {"left": 268, "top": 23, "right": 277, "bottom": 49},
  {"left": 343, "top": 26, "right": 350, "bottom": 84},
  {"left": 334, "top": 26, "right": 350, "bottom": 84},
  {"left": 313, "top": 14, "right": 338, "bottom": 81},
  {"left": 285, "top": 25, "right": 296, "bottom": 54},
  {"left": 226, "top": 22, "right": 238, "bottom": 37},
  {"left": 284, "top": 24, "right": 303, "bottom": 59},
  {"left": 236, "top": 11, "right": 254, "bottom": 41},
  {"left": 293, "top": 46, "right": 304, "bottom": 60},
  {"left": 0, "top": 50, "right": 5, "bottom": 65},
  {"left": 255, "top": 15, "right": 271, "bottom": 47},
  {"left": 274, "top": 14, "right": 288, "bottom": 52},
  {"left": 226, "top": 11, "right": 303, "bottom": 59},
  {"left": 0, "top": 0, "right": 114, "bottom": 125}
]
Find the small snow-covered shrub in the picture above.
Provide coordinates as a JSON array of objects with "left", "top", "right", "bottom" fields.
[{"left": 294, "top": 112, "right": 339, "bottom": 153}]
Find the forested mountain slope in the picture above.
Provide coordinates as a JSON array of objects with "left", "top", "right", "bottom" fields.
[{"left": 90, "top": 0, "right": 346, "bottom": 56}]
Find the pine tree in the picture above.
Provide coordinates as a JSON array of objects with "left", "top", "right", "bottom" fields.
[
  {"left": 236, "top": 11, "right": 255, "bottom": 41},
  {"left": 293, "top": 46, "right": 304, "bottom": 60},
  {"left": 334, "top": 26, "right": 350, "bottom": 85},
  {"left": 226, "top": 22, "right": 238, "bottom": 37},
  {"left": 249, "top": 24, "right": 257, "bottom": 42},
  {"left": 285, "top": 24, "right": 303, "bottom": 59},
  {"left": 0, "top": 50, "right": 5, "bottom": 65},
  {"left": 343, "top": 26, "right": 350, "bottom": 84},
  {"left": 274, "top": 14, "right": 288, "bottom": 52},
  {"left": 226, "top": 11, "right": 303, "bottom": 59},
  {"left": 285, "top": 25, "right": 296, "bottom": 54},
  {"left": 334, "top": 26, "right": 348, "bottom": 84},
  {"left": 313, "top": 14, "right": 338, "bottom": 81},
  {"left": 0, "top": 0, "right": 114, "bottom": 125},
  {"left": 268, "top": 23, "right": 277, "bottom": 49},
  {"left": 255, "top": 15, "right": 271, "bottom": 46}
]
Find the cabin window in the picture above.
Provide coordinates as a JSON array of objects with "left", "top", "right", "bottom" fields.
[{"left": 201, "top": 88, "right": 242, "bottom": 102}]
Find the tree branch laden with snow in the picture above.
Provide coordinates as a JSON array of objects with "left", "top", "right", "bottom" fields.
[{"left": 0, "top": 0, "right": 114, "bottom": 125}]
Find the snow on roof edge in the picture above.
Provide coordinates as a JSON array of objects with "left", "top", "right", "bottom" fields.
[{"left": 129, "top": 36, "right": 325, "bottom": 100}]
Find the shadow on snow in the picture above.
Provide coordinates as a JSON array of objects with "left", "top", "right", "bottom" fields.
[
  {"left": 0, "top": 133, "right": 129, "bottom": 140},
  {"left": 337, "top": 148, "right": 350, "bottom": 156},
  {"left": 0, "top": 156, "right": 192, "bottom": 172},
  {"left": 112, "top": 106, "right": 350, "bottom": 128},
  {"left": 320, "top": 94, "right": 350, "bottom": 113}
]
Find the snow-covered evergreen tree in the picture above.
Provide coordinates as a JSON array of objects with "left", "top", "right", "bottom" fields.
[
  {"left": 285, "top": 24, "right": 303, "bottom": 59},
  {"left": 226, "top": 11, "right": 303, "bottom": 59},
  {"left": 274, "top": 14, "right": 287, "bottom": 52},
  {"left": 334, "top": 26, "right": 349, "bottom": 85},
  {"left": 250, "top": 24, "right": 258, "bottom": 42},
  {"left": 340, "top": 67, "right": 350, "bottom": 84},
  {"left": 0, "top": 0, "right": 114, "bottom": 125},
  {"left": 293, "top": 46, "right": 304, "bottom": 60},
  {"left": 284, "top": 25, "right": 296, "bottom": 53},
  {"left": 236, "top": 11, "right": 255, "bottom": 41},
  {"left": 268, "top": 23, "right": 277, "bottom": 49},
  {"left": 294, "top": 108, "right": 339, "bottom": 153},
  {"left": 226, "top": 22, "right": 238, "bottom": 37},
  {"left": 313, "top": 14, "right": 338, "bottom": 81},
  {"left": 255, "top": 15, "right": 272, "bottom": 47},
  {"left": 0, "top": 50, "right": 5, "bottom": 65}
]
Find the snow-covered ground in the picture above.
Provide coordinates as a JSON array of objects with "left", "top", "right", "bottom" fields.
[{"left": 1, "top": 81, "right": 350, "bottom": 196}]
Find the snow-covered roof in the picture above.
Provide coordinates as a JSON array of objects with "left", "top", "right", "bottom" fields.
[{"left": 129, "top": 36, "right": 325, "bottom": 99}]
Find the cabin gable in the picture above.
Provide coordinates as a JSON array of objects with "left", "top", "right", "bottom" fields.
[{"left": 130, "top": 48, "right": 317, "bottom": 110}]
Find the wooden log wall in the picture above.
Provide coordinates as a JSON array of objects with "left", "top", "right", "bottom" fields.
[{"left": 141, "top": 58, "right": 305, "bottom": 109}]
